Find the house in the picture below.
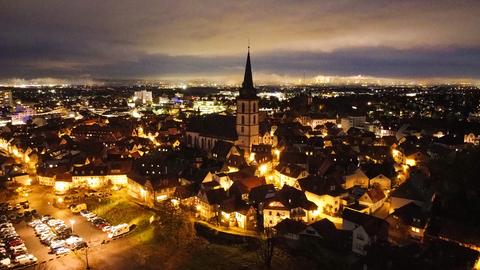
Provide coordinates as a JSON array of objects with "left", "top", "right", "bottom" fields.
[
  {"left": 211, "top": 140, "right": 241, "bottom": 162},
  {"left": 105, "top": 158, "right": 133, "bottom": 186},
  {"left": 298, "top": 176, "right": 346, "bottom": 218},
  {"left": 300, "top": 218, "right": 353, "bottom": 251},
  {"left": 12, "top": 173, "right": 31, "bottom": 186},
  {"left": 251, "top": 144, "right": 273, "bottom": 164},
  {"left": 229, "top": 175, "right": 266, "bottom": 201},
  {"left": 390, "top": 171, "right": 434, "bottom": 211},
  {"left": 344, "top": 168, "right": 369, "bottom": 189},
  {"left": 274, "top": 163, "right": 309, "bottom": 188},
  {"left": 369, "top": 174, "right": 391, "bottom": 191},
  {"left": 213, "top": 173, "right": 233, "bottom": 190},
  {"left": 362, "top": 145, "right": 392, "bottom": 164},
  {"left": 387, "top": 202, "right": 430, "bottom": 242},
  {"left": 274, "top": 218, "right": 307, "bottom": 241},
  {"left": 219, "top": 197, "right": 257, "bottom": 230},
  {"left": 342, "top": 209, "right": 389, "bottom": 256},
  {"left": 300, "top": 218, "right": 336, "bottom": 240},
  {"left": 37, "top": 165, "right": 71, "bottom": 186},
  {"left": 263, "top": 185, "right": 317, "bottom": 228},
  {"left": 248, "top": 184, "right": 276, "bottom": 209},
  {"left": 195, "top": 188, "right": 228, "bottom": 221},
  {"left": 173, "top": 183, "right": 199, "bottom": 207},
  {"left": 225, "top": 154, "right": 247, "bottom": 171},
  {"left": 405, "top": 150, "right": 429, "bottom": 167},
  {"left": 464, "top": 132, "right": 480, "bottom": 145},
  {"left": 72, "top": 164, "right": 109, "bottom": 188},
  {"left": 358, "top": 187, "right": 386, "bottom": 214},
  {"left": 180, "top": 169, "right": 214, "bottom": 185},
  {"left": 127, "top": 173, "right": 180, "bottom": 206},
  {"left": 258, "top": 124, "right": 277, "bottom": 146}
]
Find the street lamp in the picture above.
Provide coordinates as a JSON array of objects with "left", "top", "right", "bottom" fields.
[{"left": 70, "top": 219, "right": 75, "bottom": 233}]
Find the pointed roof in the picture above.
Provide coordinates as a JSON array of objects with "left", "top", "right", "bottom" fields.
[{"left": 239, "top": 47, "right": 257, "bottom": 99}]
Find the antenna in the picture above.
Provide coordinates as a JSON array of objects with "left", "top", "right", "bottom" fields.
[{"left": 248, "top": 38, "right": 250, "bottom": 51}]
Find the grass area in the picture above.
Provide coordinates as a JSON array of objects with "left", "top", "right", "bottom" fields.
[
  {"left": 85, "top": 190, "right": 153, "bottom": 243},
  {"left": 179, "top": 242, "right": 318, "bottom": 270}
]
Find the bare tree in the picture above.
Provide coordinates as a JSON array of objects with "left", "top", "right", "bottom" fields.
[{"left": 256, "top": 228, "right": 275, "bottom": 268}]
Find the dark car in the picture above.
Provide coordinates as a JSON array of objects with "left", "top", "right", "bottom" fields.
[
  {"left": 72, "top": 241, "right": 88, "bottom": 250},
  {"left": 13, "top": 216, "right": 23, "bottom": 224}
]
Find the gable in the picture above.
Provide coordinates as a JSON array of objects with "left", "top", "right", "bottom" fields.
[{"left": 266, "top": 201, "right": 285, "bottom": 208}]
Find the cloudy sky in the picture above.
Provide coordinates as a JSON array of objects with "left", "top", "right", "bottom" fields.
[{"left": 1, "top": 0, "right": 480, "bottom": 83}]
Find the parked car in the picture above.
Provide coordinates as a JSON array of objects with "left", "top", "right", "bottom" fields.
[
  {"left": 108, "top": 223, "right": 130, "bottom": 238},
  {"left": 53, "top": 247, "right": 70, "bottom": 255},
  {"left": 14, "top": 254, "right": 37, "bottom": 265},
  {"left": 70, "top": 203, "right": 87, "bottom": 214},
  {"left": 101, "top": 225, "right": 112, "bottom": 232}
]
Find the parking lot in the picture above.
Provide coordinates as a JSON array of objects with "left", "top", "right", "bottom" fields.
[
  {"left": 1, "top": 184, "right": 156, "bottom": 270},
  {"left": 3, "top": 185, "right": 109, "bottom": 268}
]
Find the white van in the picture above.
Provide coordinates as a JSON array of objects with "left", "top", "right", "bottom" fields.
[{"left": 107, "top": 223, "right": 129, "bottom": 238}]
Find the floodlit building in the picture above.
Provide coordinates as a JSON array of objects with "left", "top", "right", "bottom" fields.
[
  {"left": 341, "top": 116, "right": 366, "bottom": 132},
  {"left": 192, "top": 100, "right": 226, "bottom": 115},
  {"left": 134, "top": 90, "right": 153, "bottom": 104},
  {"left": 0, "top": 90, "right": 13, "bottom": 107}
]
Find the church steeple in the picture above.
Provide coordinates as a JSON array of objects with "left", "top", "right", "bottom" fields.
[{"left": 240, "top": 47, "right": 256, "bottom": 98}]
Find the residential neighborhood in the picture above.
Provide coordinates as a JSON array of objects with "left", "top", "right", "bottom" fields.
[{"left": 0, "top": 48, "right": 479, "bottom": 269}]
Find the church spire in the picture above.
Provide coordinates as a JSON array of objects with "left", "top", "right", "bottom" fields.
[
  {"left": 240, "top": 47, "right": 256, "bottom": 98},
  {"left": 242, "top": 46, "right": 254, "bottom": 90}
]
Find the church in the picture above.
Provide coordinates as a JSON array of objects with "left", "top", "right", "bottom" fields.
[{"left": 185, "top": 48, "right": 263, "bottom": 155}]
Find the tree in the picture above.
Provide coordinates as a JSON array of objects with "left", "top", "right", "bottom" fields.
[
  {"left": 256, "top": 228, "right": 275, "bottom": 268},
  {"left": 153, "top": 201, "right": 195, "bottom": 248}
]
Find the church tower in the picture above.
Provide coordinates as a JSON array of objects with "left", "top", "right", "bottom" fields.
[{"left": 236, "top": 47, "right": 259, "bottom": 153}]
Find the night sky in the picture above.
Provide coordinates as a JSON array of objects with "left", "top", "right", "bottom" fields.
[{"left": 1, "top": 0, "right": 480, "bottom": 83}]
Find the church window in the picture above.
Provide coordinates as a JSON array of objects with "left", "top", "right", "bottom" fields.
[
  {"left": 241, "top": 115, "right": 245, "bottom": 125},
  {"left": 241, "top": 103, "right": 245, "bottom": 113},
  {"left": 253, "top": 115, "right": 256, "bottom": 124}
]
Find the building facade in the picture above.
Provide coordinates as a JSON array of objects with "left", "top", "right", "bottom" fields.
[{"left": 0, "top": 90, "right": 13, "bottom": 107}]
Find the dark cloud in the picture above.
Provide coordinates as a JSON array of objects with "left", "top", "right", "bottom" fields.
[{"left": 1, "top": 0, "right": 479, "bottom": 81}]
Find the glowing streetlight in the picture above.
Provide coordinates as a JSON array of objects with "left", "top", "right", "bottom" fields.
[
  {"left": 70, "top": 219, "right": 75, "bottom": 233},
  {"left": 273, "top": 149, "right": 281, "bottom": 160},
  {"left": 259, "top": 164, "right": 268, "bottom": 175}
]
